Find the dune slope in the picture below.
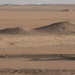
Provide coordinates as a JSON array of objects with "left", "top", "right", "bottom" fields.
[
  {"left": 0, "top": 27, "right": 25, "bottom": 34},
  {"left": 33, "top": 21, "right": 75, "bottom": 35}
]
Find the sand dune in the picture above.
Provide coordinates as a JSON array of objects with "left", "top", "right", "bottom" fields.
[
  {"left": 62, "top": 9, "right": 73, "bottom": 11},
  {"left": 0, "top": 21, "right": 75, "bottom": 35},
  {"left": 0, "top": 27, "right": 26, "bottom": 34},
  {"left": 33, "top": 21, "right": 75, "bottom": 35},
  {"left": 0, "top": 21, "right": 75, "bottom": 47}
]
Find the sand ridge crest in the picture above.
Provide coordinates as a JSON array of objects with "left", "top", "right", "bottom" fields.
[{"left": 33, "top": 21, "right": 75, "bottom": 35}]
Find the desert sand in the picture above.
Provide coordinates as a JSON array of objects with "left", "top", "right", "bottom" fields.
[{"left": 0, "top": 4, "right": 75, "bottom": 75}]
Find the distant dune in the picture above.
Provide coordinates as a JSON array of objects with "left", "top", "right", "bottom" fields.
[
  {"left": 33, "top": 21, "right": 75, "bottom": 35},
  {"left": 62, "top": 9, "right": 73, "bottom": 11}
]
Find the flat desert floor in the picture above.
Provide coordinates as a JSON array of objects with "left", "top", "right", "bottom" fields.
[{"left": 0, "top": 5, "right": 75, "bottom": 75}]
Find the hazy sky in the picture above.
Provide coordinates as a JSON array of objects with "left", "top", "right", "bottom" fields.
[{"left": 0, "top": 0, "right": 75, "bottom": 4}]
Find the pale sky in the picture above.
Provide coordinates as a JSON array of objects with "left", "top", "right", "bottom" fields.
[{"left": 0, "top": 0, "right": 75, "bottom": 4}]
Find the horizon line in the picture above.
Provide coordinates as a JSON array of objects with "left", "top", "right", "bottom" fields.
[{"left": 0, "top": 3, "right": 75, "bottom": 5}]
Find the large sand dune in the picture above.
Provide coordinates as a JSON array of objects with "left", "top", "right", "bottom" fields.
[
  {"left": 0, "top": 21, "right": 75, "bottom": 35},
  {"left": 33, "top": 21, "right": 75, "bottom": 35}
]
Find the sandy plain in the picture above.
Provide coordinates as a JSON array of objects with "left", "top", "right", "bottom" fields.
[{"left": 0, "top": 4, "right": 75, "bottom": 75}]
